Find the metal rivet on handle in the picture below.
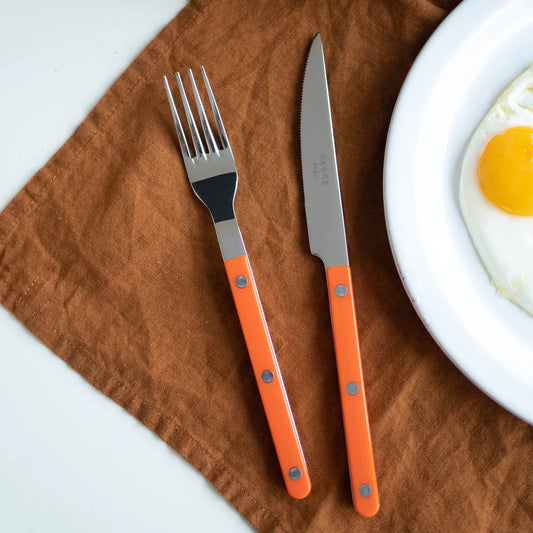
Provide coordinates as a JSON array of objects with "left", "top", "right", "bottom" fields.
[
  {"left": 261, "top": 370, "right": 274, "bottom": 383},
  {"left": 359, "top": 484, "right": 372, "bottom": 498},
  {"left": 346, "top": 381, "right": 359, "bottom": 395},
  {"left": 288, "top": 467, "right": 302, "bottom": 480},
  {"left": 235, "top": 275, "right": 248, "bottom": 288},
  {"left": 334, "top": 284, "right": 347, "bottom": 297}
]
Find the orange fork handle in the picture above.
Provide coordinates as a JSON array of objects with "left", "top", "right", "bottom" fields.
[
  {"left": 224, "top": 254, "right": 311, "bottom": 499},
  {"left": 326, "top": 265, "right": 379, "bottom": 517}
]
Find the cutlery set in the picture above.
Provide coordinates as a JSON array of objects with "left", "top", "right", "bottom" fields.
[{"left": 164, "top": 33, "right": 378, "bottom": 516}]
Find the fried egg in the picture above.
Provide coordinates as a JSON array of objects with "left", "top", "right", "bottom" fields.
[{"left": 460, "top": 65, "right": 533, "bottom": 315}]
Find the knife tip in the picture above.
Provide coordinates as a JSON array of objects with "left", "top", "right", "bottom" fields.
[{"left": 309, "top": 32, "right": 324, "bottom": 58}]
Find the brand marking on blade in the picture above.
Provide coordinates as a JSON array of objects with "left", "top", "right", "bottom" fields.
[{"left": 312, "top": 154, "right": 329, "bottom": 187}]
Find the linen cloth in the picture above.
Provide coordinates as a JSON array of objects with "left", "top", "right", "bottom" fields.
[{"left": 1, "top": 0, "right": 532, "bottom": 531}]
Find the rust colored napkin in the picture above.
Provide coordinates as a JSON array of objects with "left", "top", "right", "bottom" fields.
[{"left": 1, "top": 0, "right": 532, "bottom": 531}]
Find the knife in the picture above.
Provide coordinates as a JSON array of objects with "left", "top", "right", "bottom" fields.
[{"left": 300, "top": 33, "right": 379, "bottom": 517}]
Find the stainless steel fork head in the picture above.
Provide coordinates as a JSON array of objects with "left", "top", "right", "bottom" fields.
[{"left": 163, "top": 67, "right": 245, "bottom": 260}]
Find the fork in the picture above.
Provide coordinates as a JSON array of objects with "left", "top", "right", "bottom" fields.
[{"left": 163, "top": 67, "right": 311, "bottom": 499}]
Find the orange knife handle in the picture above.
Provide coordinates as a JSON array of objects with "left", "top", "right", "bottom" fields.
[
  {"left": 326, "top": 265, "right": 379, "bottom": 517},
  {"left": 224, "top": 254, "right": 311, "bottom": 499}
]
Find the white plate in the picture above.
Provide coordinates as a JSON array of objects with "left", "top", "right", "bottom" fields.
[{"left": 384, "top": 0, "right": 533, "bottom": 424}]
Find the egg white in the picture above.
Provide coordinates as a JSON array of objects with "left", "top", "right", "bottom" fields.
[{"left": 460, "top": 65, "right": 533, "bottom": 315}]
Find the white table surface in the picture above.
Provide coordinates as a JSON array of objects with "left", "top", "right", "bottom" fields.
[{"left": 0, "top": 1, "right": 253, "bottom": 531}]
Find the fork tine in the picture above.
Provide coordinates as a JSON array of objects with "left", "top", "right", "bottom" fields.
[
  {"left": 188, "top": 69, "right": 219, "bottom": 155},
  {"left": 201, "top": 66, "right": 229, "bottom": 150},
  {"left": 163, "top": 75, "right": 191, "bottom": 160},
  {"left": 175, "top": 71, "right": 206, "bottom": 158}
]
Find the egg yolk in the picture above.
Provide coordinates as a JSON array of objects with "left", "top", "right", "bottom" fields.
[{"left": 478, "top": 126, "right": 533, "bottom": 216}]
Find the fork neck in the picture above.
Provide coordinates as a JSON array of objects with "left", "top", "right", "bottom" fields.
[{"left": 214, "top": 218, "right": 246, "bottom": 261}]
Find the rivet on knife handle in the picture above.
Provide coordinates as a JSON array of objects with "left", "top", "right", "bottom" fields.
[
  {"left": 327, "top": 265, "right": 379, "bottom": 516},
  {"left": 225, "top": 255, "right": 311, "bottom": 499}
]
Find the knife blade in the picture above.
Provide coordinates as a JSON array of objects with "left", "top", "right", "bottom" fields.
[{"left": 300, "top": 32, "right": 379, "bottom": 517}]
